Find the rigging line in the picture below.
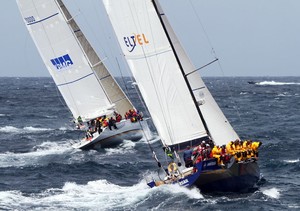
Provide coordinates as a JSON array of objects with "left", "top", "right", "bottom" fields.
[
  {"left": 185, "top": 58, "right": 219, "bottom": 77},
  {"left": 188, "top": 0, "right": 243, "bottom": 124},
  {"left": 54, "top": 0, "right": 85, "bottom": 116},
  {"left": 91, "top": 0, "right": 122, "bottom": 78},
  {"left": 27, "top": 2, "right": 70, "bottom": 115},
  {"left": 127, "top": 1, "right": 174, "bottom": 147},
  {"left": 126, "top": 2, "right": 168, "bottom": 167},
  {"left": 188, "top": 0, "right": 217, "bottom": 58},
  {"left": 72, "top": 1, "right": 131, "bottom": 111},
  {"left": 115, "top": 57, "right": 129, "bottom": 104},
  {"left": 216, "top": 60, "right": 243, "bottom": 123},
  {"left": 152, "top": 0, "right": 212, "bottom": 140},
  {"left": 143, "top": 1, "right": 177, "bottom": 145}
]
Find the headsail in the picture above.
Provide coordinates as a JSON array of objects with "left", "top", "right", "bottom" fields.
[
  {"left": 104, "top": 0, "right": 240, "bottom": 148},
  {"left": 153, "top": 1, "right": 240, "bottom": 146},
  {"left": 17, "top": 0, "right": 133, "bottom": 122}
]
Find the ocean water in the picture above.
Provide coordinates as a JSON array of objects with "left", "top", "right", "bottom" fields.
[{"left": 0, "top": 77, "right": 299, "bottom": 210}]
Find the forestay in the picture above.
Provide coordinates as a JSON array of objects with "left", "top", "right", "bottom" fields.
[
  {"left": 17, "top": 0, "right": 133, "bottom": 122},
  {"left": 103, "top": 0, "right": 208, "bottom": 148},
  {"left": 154, "top": 1, "right": 239, "bottom": 146}
]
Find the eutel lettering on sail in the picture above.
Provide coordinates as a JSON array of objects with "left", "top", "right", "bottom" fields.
[
  {"left": 123, "top": 33, "right": 149, "bottom": 52},
  {"left": 50, "top": 54, "right": 74, "bottom": 71}
]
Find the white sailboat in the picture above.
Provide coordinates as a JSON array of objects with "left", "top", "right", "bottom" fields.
[
  {"left": 103, "top": 0, "right": 261, "bottom": 192},
  {"left": 16, "top": 0, "right": 145, "bottom": 150}
]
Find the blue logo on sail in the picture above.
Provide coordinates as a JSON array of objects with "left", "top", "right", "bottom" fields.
[{"left": 50, "top": 54, "right": 73, "bottom": 71}]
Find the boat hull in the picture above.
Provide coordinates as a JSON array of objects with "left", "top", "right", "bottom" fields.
[
  {"left": 194, "top": 159, "right": 260, "bottom": 192},
  {"left": 148, "top": 158, "right": 260, "bottom": 193},
  {"left": 72, "top": 119, "right": 145, "bottom": 150}
]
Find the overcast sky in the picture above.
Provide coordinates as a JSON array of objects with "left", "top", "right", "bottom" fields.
[{"left": 1, "top": 0, "right": 299, "bottom": 77}]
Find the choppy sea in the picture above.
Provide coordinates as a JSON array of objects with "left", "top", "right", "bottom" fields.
[{"left": 0, "top": 76, "right": 299, "bottom": 210}]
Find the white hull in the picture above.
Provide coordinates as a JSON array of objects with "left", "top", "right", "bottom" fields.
[{"left": 72, "top": 119, "right": 145, "bottom": 150}]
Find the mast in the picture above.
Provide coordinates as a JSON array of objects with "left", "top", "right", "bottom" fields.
[
  {"left": 55, "top": 0, "right": 111, "bottom": 103},
  {"left": 151, "top": 0, "right": 211, "bottom": 140}
]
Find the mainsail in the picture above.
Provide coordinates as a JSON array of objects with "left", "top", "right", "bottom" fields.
[
  {"left": 17, "top": 0, "right": 133, "bottom": 122},
  {"left": 103, "top": 0, "right": 240, "bottom": 148}
]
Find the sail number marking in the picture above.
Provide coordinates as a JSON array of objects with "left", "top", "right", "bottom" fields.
[{"left": 178, "top": 179, "right": 189, "bottom": 186}]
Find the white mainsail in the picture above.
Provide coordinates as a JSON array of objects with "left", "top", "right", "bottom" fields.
[
  {"left": 104, "top": 0, "right": 240, "bottom": 148},
  {"left": 103, "top": 0, "right": 208, "bottom": 149},
  {"left": 17, "top": 0, "right": 133, "bottom": 122}
]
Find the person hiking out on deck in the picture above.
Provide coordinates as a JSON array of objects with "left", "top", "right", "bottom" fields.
[{"left": 108, "top": 117, "right": 117, "bottom": 130}]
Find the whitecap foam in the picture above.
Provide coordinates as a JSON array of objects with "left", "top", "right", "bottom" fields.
[
  {"left": 139, "top": 134, "right": 161, "bottom": 145},
  {"left": 104, "top": 140, "right": 136, "bottom": 155},
  {"left": 0, "top": 126, "right": 52, "bottom": 133},
  {"left": 262, "top": 187, "right": 280, "bottom": 199},
  {"left": 0, "top": 179, "right": 203, "bottom": 210},
  {"left": 283, "top": 159, "right": 299, "bottom": 163},
  {"left": 23, "top": 126, "right": 52, "bottom": 132},
  {"left": 0, "top": 141, "right": 73, "bottom": 168},
  {"left": 257, "top": 81, "right": 300, "bottom": 86}
]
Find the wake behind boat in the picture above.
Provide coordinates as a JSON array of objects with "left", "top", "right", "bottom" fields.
[
  {"left": 247, "top": 81, "right": 258, "bottom": 85},
  {"left": 17, "top": 0, "right": 146, "bottom": 149},
  {"left": 104, "top": 0, "right": 262, "bottom": 192}
]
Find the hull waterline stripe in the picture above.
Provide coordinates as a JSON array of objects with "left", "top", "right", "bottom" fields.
[
  {"left": 57, "top": 72, "right": 94, "bottom": 87},
  {"left": 27, "top": 13, "right": 59, "bottom": 25}
]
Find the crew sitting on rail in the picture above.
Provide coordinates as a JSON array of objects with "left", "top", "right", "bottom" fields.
[
  {"left": 192, "top": 141, "right": 213, "bottom": 164},
  {"left": 85, "top": 127, "right": 94, "bottom": 140},
  {"left": 211, "top": 145, "right": 231, "bottom": 165},
  {"left": 108, "top": 117, "right": 118, "bottom": 130},
  {"left": 124, "top": 109, "right": 143, "bottom": 122},
  {"left": 114, "top": 111, "right": 122, "bottom": 122},
  {"left": 225, "top": 139, "right": 262, "bottom": 162}
]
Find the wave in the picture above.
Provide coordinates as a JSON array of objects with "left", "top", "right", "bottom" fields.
[
  {"left": 261, "top": 187, "right": 280, "bottom": 199},
  {"left": 0, "top": 126, "right": 72, "bottom": 133},
  {"left": 0, "top": 126, "right": 52, "bottom": 133},
  {"left": 0, "top": 179, "right": 203, "bottom": 210},
  {"left": 138, "top": 134, "right": 160, "bottom": 145},
  {"left": 257, "top": 81, "right": 300, "bottom": 86},
  {"left": 283, "top": 159, "right": 299, "bottom": 163},
  {"left": 104, "top": 140, "right": 137, "bottom": 156},
  {"left": 0, "top": 141, "right": 74, "bottom": 168}
]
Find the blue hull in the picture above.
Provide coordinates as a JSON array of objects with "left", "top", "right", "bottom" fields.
[{"left": 148, "top": 158, "right": 260, "bottom": 193}]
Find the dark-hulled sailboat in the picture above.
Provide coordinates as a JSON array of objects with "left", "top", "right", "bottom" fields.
[{"left": 104, "top": 0, "right": 261, "bottom": 192}]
